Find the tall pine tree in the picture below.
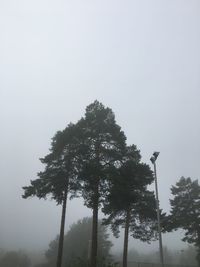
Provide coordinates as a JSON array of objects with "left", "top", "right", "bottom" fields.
[
  {"left": 103, "top": 145, "right": 157, "bottom": 267},
  {"left": 22, "top": 123, "right": 80, "bottom": 267},
  {"left": 75, "top": 101, "right": 126, "bottom": 267}
]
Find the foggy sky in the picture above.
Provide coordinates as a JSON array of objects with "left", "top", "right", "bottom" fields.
[{"left": 0, "top": 0, "right": 200, "bottom": 254}]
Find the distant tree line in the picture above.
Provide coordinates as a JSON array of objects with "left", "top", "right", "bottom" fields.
[
  {"left": 34, "top": 219, "right": 198, "bottom": 267},
  {"left": 0, "top": 250, "right": 30, "bottom": 267},
  {"left": 22, "top": 101, "right": 200, "bottom": 267},
  {"left": 114, "top": 245, "right": 198, "bottom": 266}
]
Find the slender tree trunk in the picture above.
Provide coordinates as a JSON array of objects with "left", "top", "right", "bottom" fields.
[
  {"left": 197, "top": 248, "right": 200, "bottom": 267},
  {"left": 90, "top": 184, "right": 99, "bottom": 267},
  {"left": 56, "top": 185, "right": 68, "bottom": 267},
  {"left": 197, "top": 231, "right": 200, "bottom": 267},
  {"left": 123, "top": 208, "right": 131, "bottom": 267}
]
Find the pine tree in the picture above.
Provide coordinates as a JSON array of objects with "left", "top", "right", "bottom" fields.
[
  {"left": 22, "top": 123, "right": 80, "bottom": 267},
  {"left": 167, "top": 177, "right": 200, "bottom": 267},
  {"left": 103, "top": 145, "right": 157, "bottom": 267},
  {"left": 75, "top": 101, "right": 126, "bottom": 267}
]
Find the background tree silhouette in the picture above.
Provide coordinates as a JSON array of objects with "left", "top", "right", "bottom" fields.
[
  {"left": 0, "top": 251, "right": 31, "bottom": 267},
  {"left": 166, "top": 177, "right": 200, "bottom": 267},
  {"left": 45, "top": 217, "right": 112, "bottom": 267}
]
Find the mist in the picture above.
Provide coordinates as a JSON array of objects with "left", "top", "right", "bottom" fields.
[{"left": 0, "top": 0, "right": 200, "bottom": 266}]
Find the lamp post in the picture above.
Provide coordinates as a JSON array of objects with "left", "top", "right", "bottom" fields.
[{"left": 150, "top": 152, "right": 164, "bottom": 265}]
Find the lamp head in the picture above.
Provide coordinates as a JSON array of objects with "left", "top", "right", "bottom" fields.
[{"left": 153, "top": 151, "right": 160, "bottom": 160}]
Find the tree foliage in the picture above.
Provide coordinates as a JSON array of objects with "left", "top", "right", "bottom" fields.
[
  {"left": 75, "top": 101, "right": 126, "bottom": 209},
  {"left": 22, "top": 100, "right": 159, "bottom": 267},
  {"left": 103, "top": 145, "right": 157, "bottom": 267},
  {"left": 45, "top": 217, "right": 113, "bottom": 267},
  {"left": 73, "top": 101, "right": 127, "bottom": 267},
  {"left": 22, "top": 123, "right": 80, "bottom": 267},
  {"left": 22, "top": 100, "right": 127, "bottom": 267},
  {"left": 167, "top": 177, "right": 200, "bottom": 266},
  {"left": 22, "top": 123, "right": 79, "bottom": 204}
]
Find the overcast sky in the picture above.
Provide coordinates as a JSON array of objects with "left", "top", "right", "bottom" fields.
[{"left": 0, "top": 0, "right": 200, "bottom": 254}]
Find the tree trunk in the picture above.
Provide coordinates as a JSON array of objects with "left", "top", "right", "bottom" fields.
[
  {"left": 56, "top": 186, "right": 68, "bottom": 267},
  {"left": 197, "top": 231, "right": 200, "bottom": 267},
  {"left": 197, "top": 248, "right": 200, "bottom": 267},
  {"left": 90, "top": 184, "right": 99, "bottom": 267},
  {"left": 123, "top": 208, "right": 131, "bottom": 267}
]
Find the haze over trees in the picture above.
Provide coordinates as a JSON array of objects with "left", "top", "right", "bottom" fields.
[
  {"left": 22, "top": 101, "right": 199, "bottom": 267},
  {"left": 22, "top": 101, "right": 128, "bottom": 267},
  {"left": 113, "top": 246, "right": 198, "bottom": 266},
  {"left": 166, "top": 177, "right": 200, "bottom": 267},
  {"left": 43, "top": 217, "right": 112, "bottom": 267},
  {"left": 0, "top": 251, "right": 31, "bottom": 267},
  {"left": 22, "top": 101, "right": 158, "bottom": 267}
]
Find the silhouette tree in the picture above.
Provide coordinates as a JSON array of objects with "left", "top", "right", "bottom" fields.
[
  {"left": 75, "top": 101, "right": 126, "bottom": 267},
  {"left": 22, "top": 100, "right": 126, "bottom": 267},
  {"left": 166, "top": 177, "right": 200, "bottom": 267},
  {"left": 22, "top": 123, "right": 80, "bottom": 267},
  {"left": 103, "top": 145, "right": 157, "bottom": 267}
]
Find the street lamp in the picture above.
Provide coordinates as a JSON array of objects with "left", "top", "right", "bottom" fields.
[{"left": 150, "top": 152, "right": 164, "bottom": 265}]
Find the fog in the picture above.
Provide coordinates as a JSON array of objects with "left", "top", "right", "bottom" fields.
[{"left": 0, "top": 0, "right": 199, "bottom": 259}]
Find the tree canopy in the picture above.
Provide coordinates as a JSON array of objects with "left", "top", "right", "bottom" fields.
[
  {"left": 22, "top": 123, "right": 79, "bottom": 204},
  {"left": 22, "top": 123, "right": 81, "bottom": 267},
  {"left": 75, "top": 100, "right": 127, "bottom": 209},
  {"left": 22, "top": 101, "right": 127, "bottom": 267},
  {"left": 22, "top": 100, "right": 161, "bottom": 267},
  {"left": 45, "top": 217, "right": 112, "bottom": 267},
  {"left": 73, "top": 101, "right": 127, "bottom": 267},
  {"left": 167, "top": 177, "right": 200, "bottom": 266},
  {"left": 103, "top": 145, "right": 157, "bottom": 267}
]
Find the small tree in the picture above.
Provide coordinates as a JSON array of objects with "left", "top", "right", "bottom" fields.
[
  {"left": 22, "top": 123, "right": 80, "bottom": 267},
  {"left": 45, "top": 217, "right": 113, "bottom": 267},
  {"left": 103, "top": 146, "right": 157, "bottom": 267},
  {"left": 167, "top": 177, "right": 200, "bottom": 267}
]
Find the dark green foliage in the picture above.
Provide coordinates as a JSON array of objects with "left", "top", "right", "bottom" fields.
[
  {"left": 45, "top": 217, "right": 113, "bottom": 267},
  {"left": 22, "top": 100, "right": 126, "bottom": 267},
  {"left": 0, "top": 251, "right": 31, "bottom": 267},
  {"left": 22, "top": 123, "right": 79, "bottom": 204},
  {"left": 22, "top": 123, "right": 81, "bottom": 267},
  {"left": 103, "top": 145, "right": 157, "bottom": 267},
  {"left": 166, "top": 177, "right": 200, "bottom": 266},
  {"left": 73, "top": 101, "right": 127, "bottom": 267},
  {"left": 103, "top": 146, "right": 157, "bottom": 241},
  {"left": 75, "top": 100, "right": 126, "bottom": 209}
]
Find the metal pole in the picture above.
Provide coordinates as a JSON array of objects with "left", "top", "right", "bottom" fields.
[{"left": 153, "top": 161, "right": 164, "bottom": 266}]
